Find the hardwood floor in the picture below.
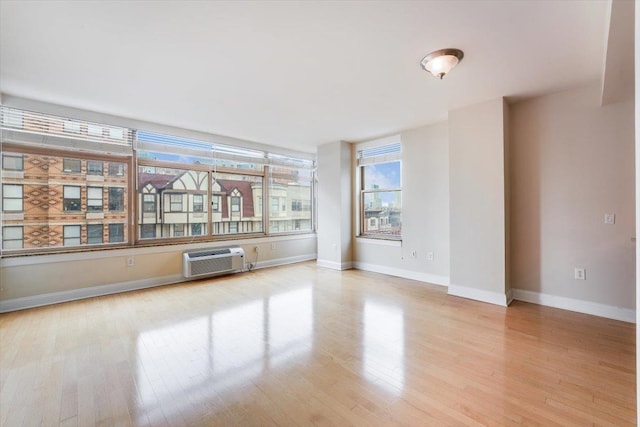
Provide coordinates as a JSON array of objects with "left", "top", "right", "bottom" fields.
[{"left": 0, "top": 261, "right": 635, "bottom": 426}]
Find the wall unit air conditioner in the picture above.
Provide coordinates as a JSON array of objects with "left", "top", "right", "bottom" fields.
[{"left": 183, "top": 247, "right": 245, "bottom": 279}]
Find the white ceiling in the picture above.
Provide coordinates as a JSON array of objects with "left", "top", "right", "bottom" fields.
[{"left": 0, "top": 0, "right": 609, "bottom": 153}]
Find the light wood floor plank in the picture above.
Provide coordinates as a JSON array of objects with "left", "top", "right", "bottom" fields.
[{"left": 0, "top": 262, "right": 635, "bottom": 426}]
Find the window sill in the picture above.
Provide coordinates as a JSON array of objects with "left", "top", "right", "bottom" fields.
[{"left": 355, "top": 237, "right": 402, "bottom": 247}]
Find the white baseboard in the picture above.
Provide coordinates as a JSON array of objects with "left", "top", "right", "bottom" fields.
[
  {"left": 0, "top": 254, "right": 317, "bottom": 313},
  {"left": 316, "top": 259, "right": 353, "bottom": 271},
  {"left": 448, "top": 284, "right": 509, "bottom": 307},
  {"left": 353, "top": 262, "right": 449, "bottom": 287},
  {"left": 0, "top": 274, "right": 184, "bottom": 313},
  {"left": 512, "top": 289, "right": 635, "bottom": 323}
]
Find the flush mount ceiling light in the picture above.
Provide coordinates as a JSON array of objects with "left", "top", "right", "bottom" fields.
[{"left": 420, "top": 48, "right": 464, "bottom": 79}]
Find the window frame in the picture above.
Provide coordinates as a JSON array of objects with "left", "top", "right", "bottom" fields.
[
  {"left": 109, "top": 187, "right": 125, "bottom": 212},
  {"left": 63, "top": 158, "right": 81, "bottom": 173},
  {"left": 63, "top": 185, "right": 82, "bottom": 212},
  {"left": 356, "top": 138, "right": 402, "bottom": 241},
  {"left": 87, "top": 160, "right": 103, "bottom": 176},
  {"left": 87, "top": 224, "right": 104, "bottom": 244},
  {"left": 2, "top": 154, "right": 23, "bottom": 171},
  {"left": 2, "top": 226, "right": 23, "bottom": 249},
  {"left": 87, "top": 187, "right": 103, "bottom": 212},
  {"left": 2, "top": 184, "right": 23, "bottom": 212}
]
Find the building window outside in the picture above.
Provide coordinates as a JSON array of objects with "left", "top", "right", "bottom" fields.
[
  {"left": 143, "top": 194, "right": 155, "bottom": 212},
  {"left": 2, "top": 109, "right": 23, "bottom": 128},
  {"left": 2, "top": 154, "right": 23, "bottom": 171},
  {"left": 109, "top": 224, "right": 124, "bottom": 243},
  {"left": 270, "top": 197, "right": 279, "bottom": 215},
  {"left": 2, "top": 184, "right": 23, "bottom": 212},
  {"left": 87, "top": 224, "right": 103, "bottom": 244},
  {"left": 174, "top": 224, "right": 185, "bottom": 237},
  {"left": 141, "top": 224, "right": 156, "bottom": 239},
  {"left": 63, "top": 225, "right": 81, "bottom": 246},
  {"left": 170, "top": 194, "right": 183, "bottom": 212},
  {"left": 229, "top": 222, "right": 238, "bottom": 233},
  {"left": 2, "top": 226, "right": 23, "bottom": 249},
  {"left": 212, "top": 196, "right": 221, "bottom": 212},
  {"left": 63, "top": 158, "right": 81, "bottom": 173},
  {"left": 193, "top": 194, "right": 204, "bottom": 212},
  {"left": 109, "top": 162, "right": 125, "bottom": 176},
  {"left": 87, "top": 187, "right": 103, "bottom": 211},
  {"left": 231, "top": 196, "right": 240, "bottom": 213},
  {"left": 63, "top": 186, "right": 81, "bottom": 211},
  {"left": 357, "top": 141, "right": 402, "bottom": 239},
  {"left": 109, "top": 187, "right": 124, "bottom": 211},
  {"left": 87, "top": 124, "right": 103, "bottom": 137},
  {"left": 191, "top": 223, "right": 202, "bottom": 236},
  {"left": 87, "top": 161, "right": 103, "bottom": 175},
  {"left": 63, "top": 121, "right": 81, "bottom": 134}
]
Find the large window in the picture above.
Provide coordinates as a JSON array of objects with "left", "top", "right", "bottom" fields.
[
  {"left": 0, "top": 108, "right": 314, "bottom": 253},
  {"left": 2, "top": 184, "right": 23, "bottom": 212},
  {"left": 357, "top": 141, "right": 402, "bottom": 239}
]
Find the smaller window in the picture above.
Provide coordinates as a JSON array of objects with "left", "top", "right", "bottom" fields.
[
  {"left": 109, "top": 224, "right": 124, "bottom": 243},
  {"left": 231, "top": 196, "right": 240, "bottom": 213},
  {"left": 2, "top": 226, "right": 23, "bottom": 250},
  {"left": 270, "top": 197, "right": 279, "bottom": 214},
  {"left": 63, "top": 158, "right": 81, "bottom": 173},
  {"left": 2, "top": 109, "right": 23, "bottom": 128},
  {"left": 108, "top": 128, "right": 124, "bottom": 140},
  {"left": 63, "top": 121, "right": 81, "bottom": 134},
  {"left": 174, "top": 224, "right": 185, "bottom": 237},
  {"left": 63, "top": 225, "right": 81, "bottom": 246},
  {"left": 191, "top": 223, "right": 202, "bottom": 236},
  {"left": 143, "top": 194, "right": 156, "bottom": 212},
  {"left": 291, "top": 200, "right": 302, "bottom": 211},
  {"left": 141, "top": 224, "right": 156, "bottom": 239},
  {"left": 170, "top": 194, "right": 183, "bottom": 212},
  {"left": 229, "top": 222, "right": 238, "bottom": 233},
  {"left": 2, "top": 154, "right": 23, "bottom": 171},
  {"left": 212, "top": 196, "right": 221, "bottom": 212},
  {"left": 109, "top": 163, "right": 125, "bottom": 176},
  {"left": 109, "top": 187, "right": 124, "bottom": 211},
  {"left": 257, "top": 196, "right": 263, "bottom": 214},
  {"left": 2, "top": 184, "right": 23, "bottom": 212},
  {"left": 193, "top": 194, "right": 204, "bottom": 212},
  {"left": 87, "top": 187, "right": 103, "bottom": 211},
  {"left": 87, "top": 224, "right": 103, "bottom": 244},
  {"left": 87, "top": 161, "right": 103, "bottom": 175},
  {"left": 87, "top": 124, "right": 103, "bottom": 137},
  {"left": 63, "top": 186, "right": 81, "bottom": 211}
]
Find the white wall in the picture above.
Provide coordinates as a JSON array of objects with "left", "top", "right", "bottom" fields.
[
  {"left": 449, "top": 98, "right": 509, "bottom": 305},
  {"left": 353, "top": 121, "right": 450, "bottom": 286},
  {"left": 0, "top": 235, "right": 317, "bottom": 311},
  {"left": 511, "top": 83, "right": 635, "bottom": 315},
  {"left": 317, "top": 141, "right": 352, "bottom": 269}
]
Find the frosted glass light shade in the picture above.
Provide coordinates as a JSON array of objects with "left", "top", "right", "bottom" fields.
[{"left": 420, "top": 48, "right": 464, "bottom": 79}]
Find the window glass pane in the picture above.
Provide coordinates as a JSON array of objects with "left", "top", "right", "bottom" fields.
[
  {"left": 193, "top": 194, "right": 203, "bottom": 212},
  {"left": 363, "top": 161, "right": 401, "bottom": 190},
  {"left": 109, "top": 163, "right": 125, "bottom": 176},
  {"left": 2, "top": 155, "right": 23, "bottom": 171},
  {"left": 87, "top": 161, "right": 103, "bottom": 175},
  {"left": 212, "top": 173, "right": 262, "bottom": 235},
  {"left": 63, "top": 121, "right": 81, "bottom": 133},
  {"left": 1, "top": 149, "right": 129, "bottom": 251},
  {"left": 3, "top": 184, "right": 22, "bottom": 198},
  {"left": 87, "top": 124, "right": 103, "bottom": 136},
  {"left": 3, "top": 226, "right": 24, "bottom": 250},
  {"left": 109, "top": 187, "right": 124, "bottom": 211},
  {"left": 362, "top": 191, "right": 402, "bottom": 238},
  {"left": 87, "top": 224, "right": 103, "bottom": 244},
  {"left": 3, "top": 239, "right": 23, "bottom": 249},
  {"left": 109, "top": 224, "right": 124, "bottom": 243},
  {"left": 138, "top": 166, "right": 208, "bottom": 239},
  {"left": 269, "top": 166, "right": 313, "bottom": 233},
  {"left": 2, "top": 109, "right": 23, "bottom": 128},
  {"left": 63, "top": 186, "right": 80, "bottom": 198},
  {"left": 63, "top": 158, "right": 81, "bottom": 173},
  {"left": 108, "top": 128, "right": 124, "bottom": 140}
]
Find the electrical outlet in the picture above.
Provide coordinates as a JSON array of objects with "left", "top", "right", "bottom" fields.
[
  {"left": 574, "top": 268, "right": 586, "bottom": 280},
  {"left": 427, "top": 252, "right": 434, "bottom": 261},
  {"left": 604, "top": 213, "right": 615, "bottom": 225},
  {"left": 127, "top": 257, "right": 135, "bottom": 267}
]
